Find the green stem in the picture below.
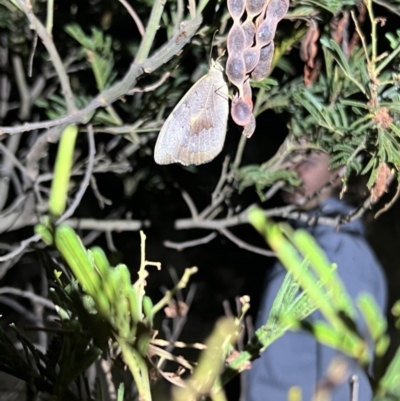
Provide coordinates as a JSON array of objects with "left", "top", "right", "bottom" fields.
[
  {"left": 253, "top": 88, "right": 265, "bottom": 117},
  {"left": 46, "top": 0, "right": 54, "bottom": 33},
  {"left": 49, "top": 125, "right": 78, "bottom": 217},
  {"left": 135, "top": 0, "right": 166, "bottom": 63},
  {"left": 271, "top": 24, "right": 308, "bottom": 72},
  {"left": 105, "top": 105, "right": 123, "bottom": 125},
  {"left": 196, "top": 0, "right": 210, "bottom": 14},
  {"left": 119, "top": 340, "right": 151, "bottom": 401},
  {"left": 151, "top": 267, "right": 198, "bottom": 314},
  {"left": 376, "top": 44, "right": 400, "bottom": 74}
]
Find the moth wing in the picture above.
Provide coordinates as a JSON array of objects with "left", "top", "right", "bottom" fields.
[
  {"left": 154, "top": 64, "right": 229, "bottom": 166},
  {"left": 154, "top": 91, "right": 192, "bottom": 165}
]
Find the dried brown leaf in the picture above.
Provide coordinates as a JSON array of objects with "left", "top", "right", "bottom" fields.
[{"left": 371, "top": 163, "right": 394, "bottom": 203}]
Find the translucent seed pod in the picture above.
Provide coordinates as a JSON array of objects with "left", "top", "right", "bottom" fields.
[
  {"left": 245, "top": 0, "right": 266, "bottom": 19},
  {"left": 243, "top": 114, "right": 256, "bottom": 138},
  {"left": 227, "top": 24, "right": 246, "bottom": 55},
  {"left": 243, "top": 47, "right": 260, "bottom": 72},
  {"left": 226, "top": 55, "right": 246, "bottom": 87},
  {"left": 231, "top": 95, "right": 253, "bottom": 126},
  {"left": 251, "top": 42, "right": 274, "bottom": 81},
  {"left": 228, "top": 0, "right": 245, "bottom": 21},
  {"left": 266, "top": 0, "right": 289, "bottom": 20},
  {"left": 256, "top": 18, "right": 278, "bottom": 47},
  {"left": 242, "top": 20, "right": 256, "bottom": 48}
]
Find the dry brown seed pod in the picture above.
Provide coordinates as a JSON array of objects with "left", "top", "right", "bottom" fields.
[
  {"left": 243, "top": 47, "right": 260, "bottom": 72},
  {"left": 251, "top": 42, "right": 274, "bottom": 81},
  {"left": 231, "top": 95, "right": 253, "bottom": 126},
  {"left": 300, "top": 24, "right": 320, "bottom": 67},
  {"left": 246, "top": 0, "right": 267, "bottom": 19},
  {"left": 242, "top": 20, "right": 256, "bottom": 48},
  {"left": 228, "top": 0, "right": 245, "bottom": 20},
  {"left": 226, "top": 55, "right": 246, "bottom": 87},
  {"left": 256, "top": 17, "right": 278, "bottom": 46},
  {"left": 227, "top": 24, "right": 246, "bottom": 54},
  {"left": 243, "top": 114, "right": 256, "bottom": 137},
  {"left": 265, "top": 0, "right": 289, "bottom": 20}
]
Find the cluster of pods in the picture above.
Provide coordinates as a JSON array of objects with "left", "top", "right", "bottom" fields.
[{"left": 226, "top": 0, "right": 289, "bottom": 137}]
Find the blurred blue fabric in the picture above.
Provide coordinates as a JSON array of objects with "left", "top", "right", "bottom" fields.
[{"left": 244, "top": 197, "right": 387, "bottom": 401}]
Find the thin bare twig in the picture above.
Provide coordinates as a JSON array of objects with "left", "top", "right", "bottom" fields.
[
  {"left": 0, "top": 286, "right": 55, "bottom": 309},
  {"left": 181, "top": 189, "right": 198, "bottom": 219},
  {"left": 373, "top": 0, "right": 400, "bottom": 17},
  {"left": 28, "top": 33, "right": 38, "bottom": 77},
  {"left": 68, "top": 217, "right": 148, "bottom": 231},
  {"left": 375, "top": 180, "right": 400, "bottom": 219},
  {"left": 119, "top": 0, "right": 145, "bottom": 36},
  {"left": 0, "top": 140, "right": 30, "bottom": 179},
  {"left": 128, "top": 72, "right": 170, "bottom": 94},
  {"left": 163, "top": 232, "right": 217, "bottom": 250},
  {"left": 264, "top": 181, "right": 285, "bottom": 201},
  {"left": 0, "top": 251, "right": 24, "bottom": 279},
  {"left": 0, "top": 233, "right": 41, "bottom": 262},
  {"left": 0, "top": 32, "right": 10, "bottom": 119},
  {"left": 90, "top": 175, "right": 112, "bottom": 209},
  {"left": 14, "top": 0, "right": 76, "bottom": 113},
  {"left": 158, "top": 283, "right": 197, "bottom": 370},
  {"left": 152, "top": 267, "right": 198, "bottom": 315},
  {"left": 26, "top": 282, "right": 46, "bottom": 350},
  {"left": 219, "top": 228, "right": 275, "bottom": 257},
  {"left": 12, "top": 55, "right": 31, "bottom": 120},
  {"left": 0, "top": 133, "right": 22, "bottom": 211},
  {"left": 0, "top": 15, "right": 203, "bottom": 135},
  {"left": 212, "top": 156, "right": 230, "bottom": 201},
  {"left": 0, "top": 126, "right": 95, "bottom": 262},
  {"left": 0, "top": 295, "right": 38, "bottom": 322},
  {"left": 105, "top": 230, "right": 117, "bottom": 252},
  {"left": 175, "top": 192, "right": 374, "bottom": 232}
]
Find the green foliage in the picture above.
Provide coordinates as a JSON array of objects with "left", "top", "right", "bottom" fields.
[
  {"left": 237, "top": 165, "right": 300, "bottom": 198},
  {"left": 65, "top": 24, "right": 116, "bottom": 91},
  {"left": 234, "top": 0, "right": 400, "bottom": 197},
  {"left": 35, "top": 94, "right": 116, "bottom": 125}
]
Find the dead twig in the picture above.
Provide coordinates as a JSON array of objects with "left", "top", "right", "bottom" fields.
[
  {"left": 118, "top": 0, "right": 145, "bottom": 36},
  {"left": 219, "top": 227, "right": 275, "bottom": 257},
  {"left": 163, "top": 232, "right": 217, "bottom": 250},
  {"left": 0, "top": 15, "right": 203, "bottom": 135}
]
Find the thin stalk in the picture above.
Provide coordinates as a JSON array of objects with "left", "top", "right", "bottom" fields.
[
  {"left": 197, "top": 0, "right": 210, "bottom": 14},
  {"left": 14, "top": 0, "right": 76, "bottom": 113},
  {"left": 351, "top": 10, "right": 371, "bottom": 66},
  {"left": 46, "top": 0, "right": 54, "bottom": 34},
  {"left": 232, "top": 135, "right": 247, "bottom": 171},
  {"left": 135, "top": 0, "right": 166, "bottom": 63},
  {"left": 367, "top": 0, "right": 377, "bottom": 64},
  {"left": 119, "top": 341, "right": 151, "bottom": 401},
  {"left": 376, "top": 44, "right": 400, "bottom": 74}
]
